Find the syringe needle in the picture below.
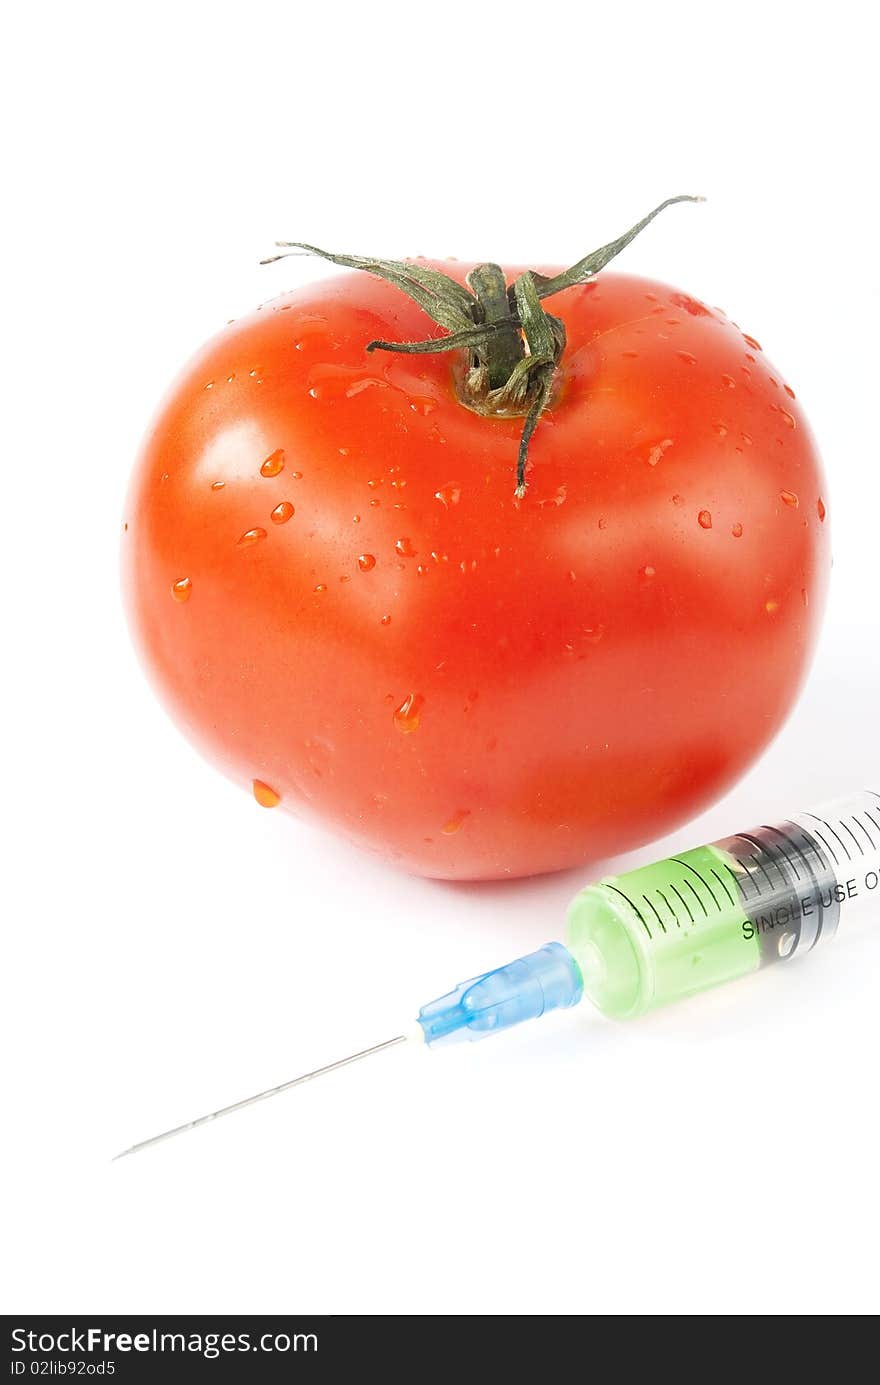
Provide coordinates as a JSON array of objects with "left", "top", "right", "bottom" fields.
[{"left": 113, "top": 1034, "right": 410, "bottom": 1160}]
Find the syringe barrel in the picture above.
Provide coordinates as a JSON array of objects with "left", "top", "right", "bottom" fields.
[{"left": 566, "top": 789, "right": 880, "bottom": 1020}]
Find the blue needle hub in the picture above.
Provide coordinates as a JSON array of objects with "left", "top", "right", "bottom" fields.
[{"left": 416, "top": 941, "right": 584, "bottom": 1046}]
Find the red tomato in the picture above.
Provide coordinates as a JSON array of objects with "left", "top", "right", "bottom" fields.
[{"left": 123, "top": 264, "right": 829, "bottom": 879}]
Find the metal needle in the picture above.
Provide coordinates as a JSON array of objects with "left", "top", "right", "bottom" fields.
[{"left": 113, "top": 1034, "right": 409, "bottom": 1160}]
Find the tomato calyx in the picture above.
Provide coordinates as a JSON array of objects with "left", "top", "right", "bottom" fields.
[{"left": 262, "top": 194, "right": 702, "bottom": 495}]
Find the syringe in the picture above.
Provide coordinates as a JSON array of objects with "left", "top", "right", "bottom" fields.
[{"left": 116, "top": 789, "right": 880, "bottom": 1157}]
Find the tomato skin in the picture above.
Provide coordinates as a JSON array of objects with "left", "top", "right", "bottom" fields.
[{"left": 123, "top": 265, "right": 830, "bottom": 880}]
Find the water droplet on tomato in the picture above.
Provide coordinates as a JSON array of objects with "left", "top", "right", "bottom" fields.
[
  {"left": 238, "top": 528, "right": 267, "bottom": 547},
  {"left": 780, "top": 409, "right": 796, "bottom": 429},
  {"left": 817, "top": 497, "right": 827, "bottom": 521},
  {"left": 394, "top": 692, "right": 424, "bottom": 733},
  {"left": 698, "top": 509, "right": 713, "bottom": 529},
  {"left": 670, "top": 292, "right": 710, "bottom": 317},
  {"left": 780, "top": 490, "right": 799, "bottom": 509},
  {"left": 357, "top": 553, "right": 376, "bottom": 572},
  {"left": 314, "top": 583, "right": 327, "bottom": 593},
  {"left": 647, "top": 439, "right": 673, "bottom": 467},
  {"left": 171, "top": 577, "right": 192, "bottom": 602},
  {"left": 732, "top": 521, "right": 744, "bottom": 538},
  {"left": 538, "top": 486, "right": 568, "bottom": 508},
  {"left": 676, "top": 350, "right": 697, "bottom": 365},
  {"left": 271, "top": 501, "right": 295, "bottom": 524},
  {"left": 253, "top": 780, "right": 280, "bottom": 808},
  {"left": 639, "top": 565, "right": 656, "bottom": 583},
  {"left": 292, "top": 470, "right": 303, "bottom": 480},
  {"left": 434, "top": 484, "right": 462, "bottom": 508},
  {"left": 784, "top": 384, "right": 796, "bottom": 399},
  {"left": 346, "top": 377, "right": 389, "bottom": 399},
  {"left": 395, "top": 537, "right": 416, "bottom": 557},
  {"left": 211, "top": 480, "right": 225, "bottom": 491},
  {"left": 204, "top": 381, "right": 214, "bottom": 390},
  {"left": 765, "top": 598, "right": 780, "bottom": 615},
  {"left": 672, "top": 494, "right": 685, "bottom": 506},
  {"left": 721, "top": 374, "right": 736, "bottom": 389},
  {"left": 380, "top": 614, "right": 392, "bottom": 625},
  {"left": 260, "top": 449, "right": 285, "bottom": 477},
  {"left": 713, "top": 423, "right": 728, "bottom": 438},
  {"left": 742, "top": 334, "right": 762, "bottom": 350},
  {"left": 441, "top": 809, "right": 470, "bottom": 836}
]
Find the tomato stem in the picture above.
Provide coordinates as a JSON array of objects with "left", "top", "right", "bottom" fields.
[{"left": 262, "top": 196, "right": 703, "bottom": 494}]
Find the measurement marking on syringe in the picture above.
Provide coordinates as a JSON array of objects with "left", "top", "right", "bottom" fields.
[
  {"left": 852, "top": 815, "right": 876, "bottom": 849},
  {"left": 806, "top": 814, "right": 851, "bottom": 861},
  {"left": 768, "top": 830, "right": 816, "bottom": 889},
  {"left": 785, "top": 829, "right": 823, "bottom": 881},
  {"left": 803, "top": 821, "right": 839, "bottom": 866},
  {"left": 656, "top": 889, "right": 682, "bottom": 928},
  {"left": 642, "top": 894, "right": 667, "bottom": 934},
  {"left": 673, "top": 853, "right": 720, "bottom": 908},
  {"left": 673, "top": 860, "right": 720, "bottom": 910},
  {"left": 679, "top": 876, "right": 708, "bottom": 918},
  {"left": 670, "top": 883, "right": 695, "bottom": 922},
  {"left": 784, "top": 828, "right": 826, "bottom": 889},
  {"left": 752, "top": 830, "right": 801, "bottom": 882},
  {"left": 768, "top": 828, "right": 812, "bottom": 882},
  {"left": 711, "top": 868, "right": 736, "bottom": 907},
  {"left": 745, "top": 852, "right": 775, "bottom": 892},
  {"left": 733, "top": 865, "right": 758, "bottom": 902},
  {"left": 742, "top": 831, "right": 787, "bottom": 886},
  {"left": 606, "top": 885, "right": 651, "bottom": 938},
  {"left": 840, "top": 819, "right": 865, "bottom": 856}
]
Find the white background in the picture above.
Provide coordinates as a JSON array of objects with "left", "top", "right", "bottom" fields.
[{"left": 3, "top": 1, "right": 879, "bottom": 1317}]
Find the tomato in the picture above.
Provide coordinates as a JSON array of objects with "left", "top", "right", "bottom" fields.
[{"left": 123, "top": 256, "right": 829, "bottom": 880}]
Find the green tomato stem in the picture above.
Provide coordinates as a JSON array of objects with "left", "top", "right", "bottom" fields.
[{"left": 262, "top": 195, "right": 703, "bottom": 494}]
